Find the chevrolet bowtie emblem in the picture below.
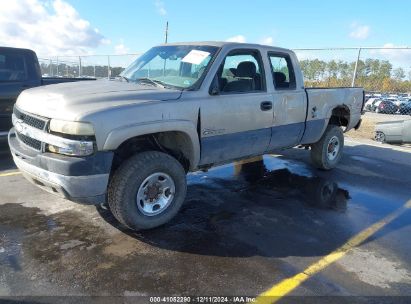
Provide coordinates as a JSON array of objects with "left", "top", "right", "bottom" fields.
[{"left": 14, "top": 119, "right": 24, "bottom": 133}]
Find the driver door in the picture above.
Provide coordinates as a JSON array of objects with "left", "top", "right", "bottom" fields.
[{"left": 199, "top": 49, "right": 273, "bottom": 165}]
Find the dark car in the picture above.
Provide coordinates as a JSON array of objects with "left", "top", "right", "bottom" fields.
[
  {"left": 375, "top": 100, "right": 398, "bottom": 114},
  {"left": 0, "top": 46, "right": 95, "bottom": 138},
  {"left": 399, "top": 101, "right": 411, "bottom": 115}
]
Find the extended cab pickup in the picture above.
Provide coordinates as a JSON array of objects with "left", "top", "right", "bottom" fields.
[
  {"left": 0, "top": 46, "right": 95, "bottom": 136},
  {"left": 8, "top": 42, "right": 364, "bottom": 230}
]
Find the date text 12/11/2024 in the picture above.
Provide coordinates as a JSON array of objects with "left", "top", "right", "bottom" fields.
[{"left": 149, "top": 296, "right": 256, "bottom": 303}]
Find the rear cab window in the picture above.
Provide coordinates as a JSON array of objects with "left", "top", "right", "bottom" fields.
[
  {"left": 0, "top": 51, "right": 28, "bottom": 82},
  {"left": 268, "top": 53, "right": 296, "bottom": 90}
]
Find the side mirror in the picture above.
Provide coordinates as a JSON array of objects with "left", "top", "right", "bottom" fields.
[{"left": 209, "top": 75, "right": 220, "bottom": 96}]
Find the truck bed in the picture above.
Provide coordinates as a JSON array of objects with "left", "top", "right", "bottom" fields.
[{"left": 301, "top": 87, "right": 364, "bottom": 144}]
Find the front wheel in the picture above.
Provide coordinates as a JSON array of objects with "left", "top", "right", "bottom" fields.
[
  {"left": 310, "top": 125, "right": 344, "bottom": 170},
  {"left": 108, "top": 151, "right": 187, "bottom": 231}
]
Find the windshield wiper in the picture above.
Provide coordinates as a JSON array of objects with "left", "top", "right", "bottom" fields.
[
  {"left": 136, "top": 77, "right": 167, "bottom": 88},
  {"left": 117, "top": 75, "right": 129, "bottom": 82}
]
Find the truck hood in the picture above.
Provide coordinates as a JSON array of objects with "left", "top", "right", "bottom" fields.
[{"left": 16, "top": 79, "right": 182, "bottom": 121}]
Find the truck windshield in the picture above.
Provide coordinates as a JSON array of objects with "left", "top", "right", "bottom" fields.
[{"left": 121, "top": 45, "right": 219, "bottom": 90}]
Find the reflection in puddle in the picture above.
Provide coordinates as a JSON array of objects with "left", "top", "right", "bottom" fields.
[
  {"left": 234, "top": 157, "right": 350, "bottom": 211},
  {"left": 46, "top": 218, "right": 59, "bottom": 231}
]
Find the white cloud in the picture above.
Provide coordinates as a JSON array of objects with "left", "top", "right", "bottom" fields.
[
  {"left": 368, "top": 43, "right": 411, "bottom": 67},
  {"left": 379, "top": 43, "right": 410, "bottom": 58},
  {"left": 114, "top": 41, "right": 130, "bottom": 55},
  {"left": 226, "top": 35, "right": 246, "bottom": 43},
  {"left": 294, "top": 51, "right": 319, "bottom": 61},
  {"left": 260, "top": 36, "right": 274, "bottom": 45},
  {"left": 225, "top": 35, "right": 275, "bottom": 45},
  {"left": 114, "top": 44, "right": 130, "bottom": 55},
  {"left": 154, "top": 0, "right": 167, "bottom": 16},
  {"left": 349, "top": 22, "right": 370, "bottom": 40},
  {"left": 0, "top": 0, "right": 109, "bottom": 56}
]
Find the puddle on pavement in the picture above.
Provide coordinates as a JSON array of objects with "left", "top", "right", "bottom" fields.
[
  {"left": 233, "top": 158, "right": 350, "bottom": 212},
  {"left": 0, "top": 157, "right": 354, "bottom": 295}
]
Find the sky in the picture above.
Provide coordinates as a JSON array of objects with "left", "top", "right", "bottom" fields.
[{"left": 0, "top": 0, "right": 410, "bottom": 58}]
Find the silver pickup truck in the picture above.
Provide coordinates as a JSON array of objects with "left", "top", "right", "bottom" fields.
[{"left": 8, "top": 42, "right": 364, "bottom": 230}]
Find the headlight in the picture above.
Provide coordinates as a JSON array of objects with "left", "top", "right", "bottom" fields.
[
  {"left": 47, "top": 142, "right": 94, "bottom": 156},
  {"left": 48, "top": 119, "right": 95, "bottom": 156},
  {"left": 49, "top": 119, "right": 95, "bottom": 136}
]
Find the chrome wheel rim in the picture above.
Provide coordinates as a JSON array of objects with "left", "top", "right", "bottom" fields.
[
  {"left": 136, "top": 172, "right": 175, "bottom": 216},
  {"left": 327, "top": 136, "right": 340, "bottom": 161},
  {"left": 374, "top": 131, "right": 385, "bottom": 142}
]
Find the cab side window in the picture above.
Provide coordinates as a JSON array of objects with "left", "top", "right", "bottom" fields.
[
  {"left": 216, "top": 50, "right": 265, "bottom": 93},
  {"left": 269, "top": 53, "right": 296, "bottom": 90}
]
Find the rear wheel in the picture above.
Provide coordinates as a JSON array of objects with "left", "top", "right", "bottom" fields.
[
  {"left": 108, "top": 151, "right": 187, "bottom": 231},
  {"left": 310, "top": 125, "right": 344, "bottom": 170},
  {"left": 374, "top": 131, "right": 386, "bottom": 143}
]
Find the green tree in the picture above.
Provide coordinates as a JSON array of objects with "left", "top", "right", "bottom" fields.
[
  {"left": 378, "top": 60, "right": 392, "bottom": 78},
  {"left": 393, "top": 67, "right": 405, "bottom": 80},
  {"left": 327, "top": 60, "right": 339, "bottom": 78}
]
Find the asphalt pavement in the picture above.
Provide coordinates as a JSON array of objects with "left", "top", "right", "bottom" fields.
[{"left": 0, "top": 138, "right": 410, "bottom": 303}]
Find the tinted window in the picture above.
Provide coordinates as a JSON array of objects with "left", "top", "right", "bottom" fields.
[
  {"left": 217, "top": 50, "right": 265, "bottom": 93},
  {"left": 269, "top": 53, "right": 296, "bottom": 90},
  {"left": 0, "top": 52, "right": 27, "bottom": 82}
]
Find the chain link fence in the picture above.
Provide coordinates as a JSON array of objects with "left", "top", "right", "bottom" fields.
[
  {"left": 294, "top": 47, "right": 411, "bottom": 144},
  {"left": 39, "top": 53, "right": 141, "bottom": 79},
  {"left": 294, "top": 47, "right": 411, "bottom": 115},
  {"left": 39, "top": 47, "right": 411, "bottom": 92}
]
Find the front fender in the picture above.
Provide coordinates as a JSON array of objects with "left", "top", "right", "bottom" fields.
[{"left": 103, "top": 119, "right": 200, "bottom": 170}]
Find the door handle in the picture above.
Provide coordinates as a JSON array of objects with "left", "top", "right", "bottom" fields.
[{"left": 260, "top": 101, "right": 272, "bottom": 111}]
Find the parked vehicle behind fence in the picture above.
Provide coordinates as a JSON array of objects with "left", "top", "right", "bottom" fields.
[
  {"left": 399, "top": 101, "right": 411, "bottom": 115},
  {"left": 364, "top": 98, "right": 380, "bottom": 111},
  {"left": 375, "top": 100, "right": 398, "bottom": 114},
  {"left": 370, "top": 99, "right": 383, "bottom": 112}
]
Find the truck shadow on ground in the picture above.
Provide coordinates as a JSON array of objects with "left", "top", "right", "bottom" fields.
[{"left": 97, "top": 158, "right": 352, "bottom": 258}]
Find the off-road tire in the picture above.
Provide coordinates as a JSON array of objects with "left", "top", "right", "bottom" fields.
[
  {"left": 107, "top": 151, "right": 187, "bottom": 231},
  {"left": 310, "top": 125, "right": 344, "bottom": 170}
]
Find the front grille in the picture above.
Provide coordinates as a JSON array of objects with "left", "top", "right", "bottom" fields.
[
  {"left": 16, "top": 132, "right": 42, "bottom": 151},
  {"left": 13, "top": 107, "right": 47, "bottom": 130}
]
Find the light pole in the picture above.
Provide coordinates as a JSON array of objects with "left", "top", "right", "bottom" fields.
[{"left": 164, "top": 21, "right": 169, "bottom": 44}]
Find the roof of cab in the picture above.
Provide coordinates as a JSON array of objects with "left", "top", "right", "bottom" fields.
[
  {"left": 0, "top": 46, "right": 36, "bottom": 53},
  {"left": 158, "top": 41, "right": 293, "bottom": 53}
]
